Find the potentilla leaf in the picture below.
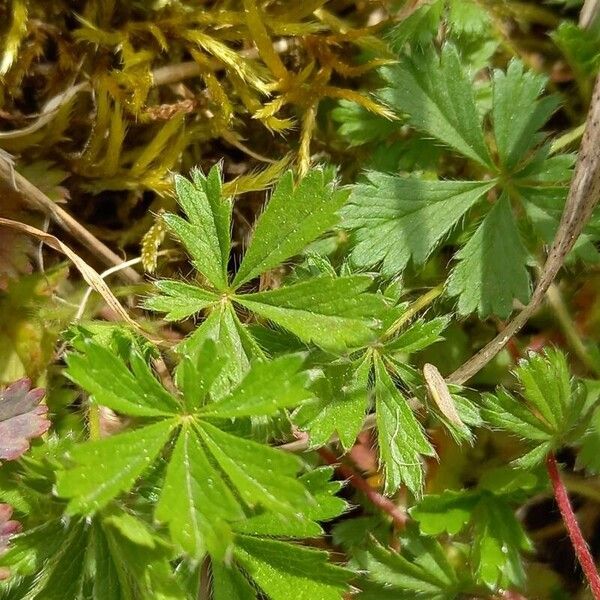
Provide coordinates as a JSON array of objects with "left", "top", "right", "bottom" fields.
[
  {"left": 360, "top": 528, "right": 461, "bottom": 598},
  {"left": 232, "top": 168, "right": 349, "bottom": 288},
  {"left": 155, "top": 425, "right": 242, "bottom": 559},
  {"left": 66, "top": 339, "right": 180, "bottom": 417},
  {"left": 212, "top": 562, "right": 257, "bottom": 600},
  {"left": 142, "top": 280, "right": 219, "bottom": 321},
  {"left": 385, "top": 316, "right": 449, "bottom": 354},
  {"left": 380, "top": 44, "right": 493, "bottom": 168},
  {"left": 179, "top": 304, "right": 257, "bottom": 395},
  {"left": 492, "top": 60, "right": 560, "bottom": 171},
  {"left": 472, "top": 494, "right": 530, "bottom": 589},
  {"left": 56, "top": 419, "right": 178, "bottom": 515},
  {"left": 521, "top": 186, "right": 600, "bottom": 263},
  {"left": 234, "top": 535, "right": 351, "bottom": 600},
  {"left": 175, "top": 339, "right": 228, "bottom": 411},
  {"left": 481, "top": 349, "right": 593, "bottom": 469},
  {"left": 410, "top": 491, "right": 478, "bottom": 536},
  {"left": 235, "top": 275, "right": 384, "bottom": 352},
  {"left": 199, "top": 354, "right": 312, "bottom": 418},
  {"left": 343, "top": 174, "right": 493, "bottom": 275},
  {"left": 447, "top": 193, "right": 531, "bottom": 318},
  {"left": 197, "top": 421, "right": 311, "bottom": 514},
  {"left": 165, "top": 166, "right": 231, "bottom": 290},
  {"left": 374, "top": 355, "right": 435, "bottom": 497},
  {"left": 294, "top": 358, "right": 371, "bottom": 450}
]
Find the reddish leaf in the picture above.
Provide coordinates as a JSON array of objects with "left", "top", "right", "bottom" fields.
[
  {"left": 0, "top": 378, "right": 50, "bottom": 460},
  {"left": 0, "top": 503, "right": 22, "bottom": 580}
]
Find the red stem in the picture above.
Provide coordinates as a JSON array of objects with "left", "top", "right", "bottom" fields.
[
  {"left": 318, "top": 447, "right": 407, "bottom": 529},
  {"left": 546, "top": 453, "right": 600, "bottom": 599}
]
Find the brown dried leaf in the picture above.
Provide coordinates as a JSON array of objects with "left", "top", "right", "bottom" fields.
[{"left": 0, "top": 378, "right": 49, "bottom": 460}]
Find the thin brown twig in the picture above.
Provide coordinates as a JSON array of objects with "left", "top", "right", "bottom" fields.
[
  {"left": 448, "top": 72, "right": 600, "bottom": 385},
  {"left": 0, "top": 154, "right": 141, "bottom": 284},
  {"left": 318, "top": 447, "right": 407, "bottom": 529}
]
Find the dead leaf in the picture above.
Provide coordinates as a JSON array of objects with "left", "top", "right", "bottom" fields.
[{"left": 0, "top": 378, "right": 50, "bottom": 460}]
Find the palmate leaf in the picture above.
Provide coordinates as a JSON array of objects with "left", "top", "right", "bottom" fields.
[
  {"left": 56, "top": 337, "right": 335, "bottom": 562},
  {"left": 295, "top": 314, "right": 454, "bottom": 496},
  {"left": 342, "top": 174, "right": 493, "bottom": 275},
  {"left": 0, "top": 513, "right": 186, "bottom": 600},
  {"left": 411, "top": 489, "right": 531, "bottom": 590},
  {"left": 147, "top": 167, "right": 383, "bottom": 363},
  {"left": 446, "top": 194, "right": 531, "bottom": 318},
  {"left": 356, "top": 527, "right": 462, "bottom": 599},
  {"left": 358, "top": 44, "right": 572, "bottom": 318},
  {"left": 481, "top": 349, "right": 592, "bottom": 469}
]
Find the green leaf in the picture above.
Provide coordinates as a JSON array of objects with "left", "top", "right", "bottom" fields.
[
  {"left": 143, "top": 280, "right": 219, "bottom": 321},
  {"left": 155, "top": 426, "right": 242, "bottom": 559},
  {"left": 385, "top": 316, "right": 449, "bottom": 354},
  {"left": 343, "top": 174, "right": 493, "bottom": 275},
  {"left": 56, "top": 419, "right": 178, "bottom": 514},
  {"left": 387, "top": 0, "right": 443, "bottom": 49},
  {"left": 374, "top": 355, "right": 434, "bottom": 497},
  {"left": 197, "top": 421, "right": 311, "bottom": 514},
  {"left": 447, "top": 193, "right": 531, "bottom": 318},
  {"left": 179, "top": 304, "right": 255, "bottom": 394},
  {"left": 332, "top": 100, "right": 395, "bottom": 146},
  {"left": 66, "top": 340, "right": 179, "bottom": 417},
  {"left": 492, "top": 60, "right": 560, "bottom": 171},
  {"left": 234, "top": 535, "right": 350, "bottom": 600},
  {"left": 472, "top": 494, "right": 531, "bottom": 588},
  {"left": 295, "top": 357, "right": 371, "bottom": 450},
  {"left": 234, "top": 467, "right": 345, "bottom": 539},
  {"left": 232, "top": 169, "right": 349, "bottom": 287},
  {"left": 20, "top": 522, "right": 87, "bottom": 600},
  {"left": 166, "top": 166, "right": 231, "bottom": 290},
  {"left": 235, "top": 275, "right": 383, "bottom": 352},
  {"left": 212, "top": 562, "right": 257, "bottom": 600},
  {"left": 200, "top": 354, "right": 311, "bottom": 418},
  {"left": 361, "top": 529, "right": 461, "bottom": 599},
  {"left": 175, "top": 339, "right": 228, "bottom": 411},
  {"left": 381, "top": 44, "right": 493, "bottom": 168},
  {"left": 411, "top": 491, "right": 478, "bottom": 536}
]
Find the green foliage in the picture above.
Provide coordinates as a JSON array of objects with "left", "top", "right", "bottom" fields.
[
  {"left": 344, "top": 44, "right": 581, "bottom": 318},
  {"left": 482, "top": 348, "right": 595, "bottom": 468},
  {"left": 2, "top": 3, "right": 600, "bottom": 599},
  {"left": 146, "top": 165, "right": 385, "bottom": 368}
]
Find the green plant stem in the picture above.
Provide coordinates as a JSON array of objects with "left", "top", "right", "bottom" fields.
[
  {"left": 384, "top": 284, "right": 444, "bottom": 340},
  {"left": 551, "top": 124, "right": 586, "bottom": 155},
  {"left": 88, "top": 402, "right": 101, "bottom": 441},
  {"left": 546, "top": 453, "right": 600, "bottom": 600}
]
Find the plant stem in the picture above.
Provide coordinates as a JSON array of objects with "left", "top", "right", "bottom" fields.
[
  {"left": 318, "top": 447, "right": 407, "bottom": 529},
  {"left": 88, "top": 402, "right": 101, "bottom": 441},
  {"left": 384, "top": 284, "right": 444, "bottom": 340},
  {"left": 546, "top": 453, "right": 600, "bottom": 599}
]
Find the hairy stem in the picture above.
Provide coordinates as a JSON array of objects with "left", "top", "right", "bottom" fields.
[{"left": 546, "top": 453, "right": 600, "bottom": 599}]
